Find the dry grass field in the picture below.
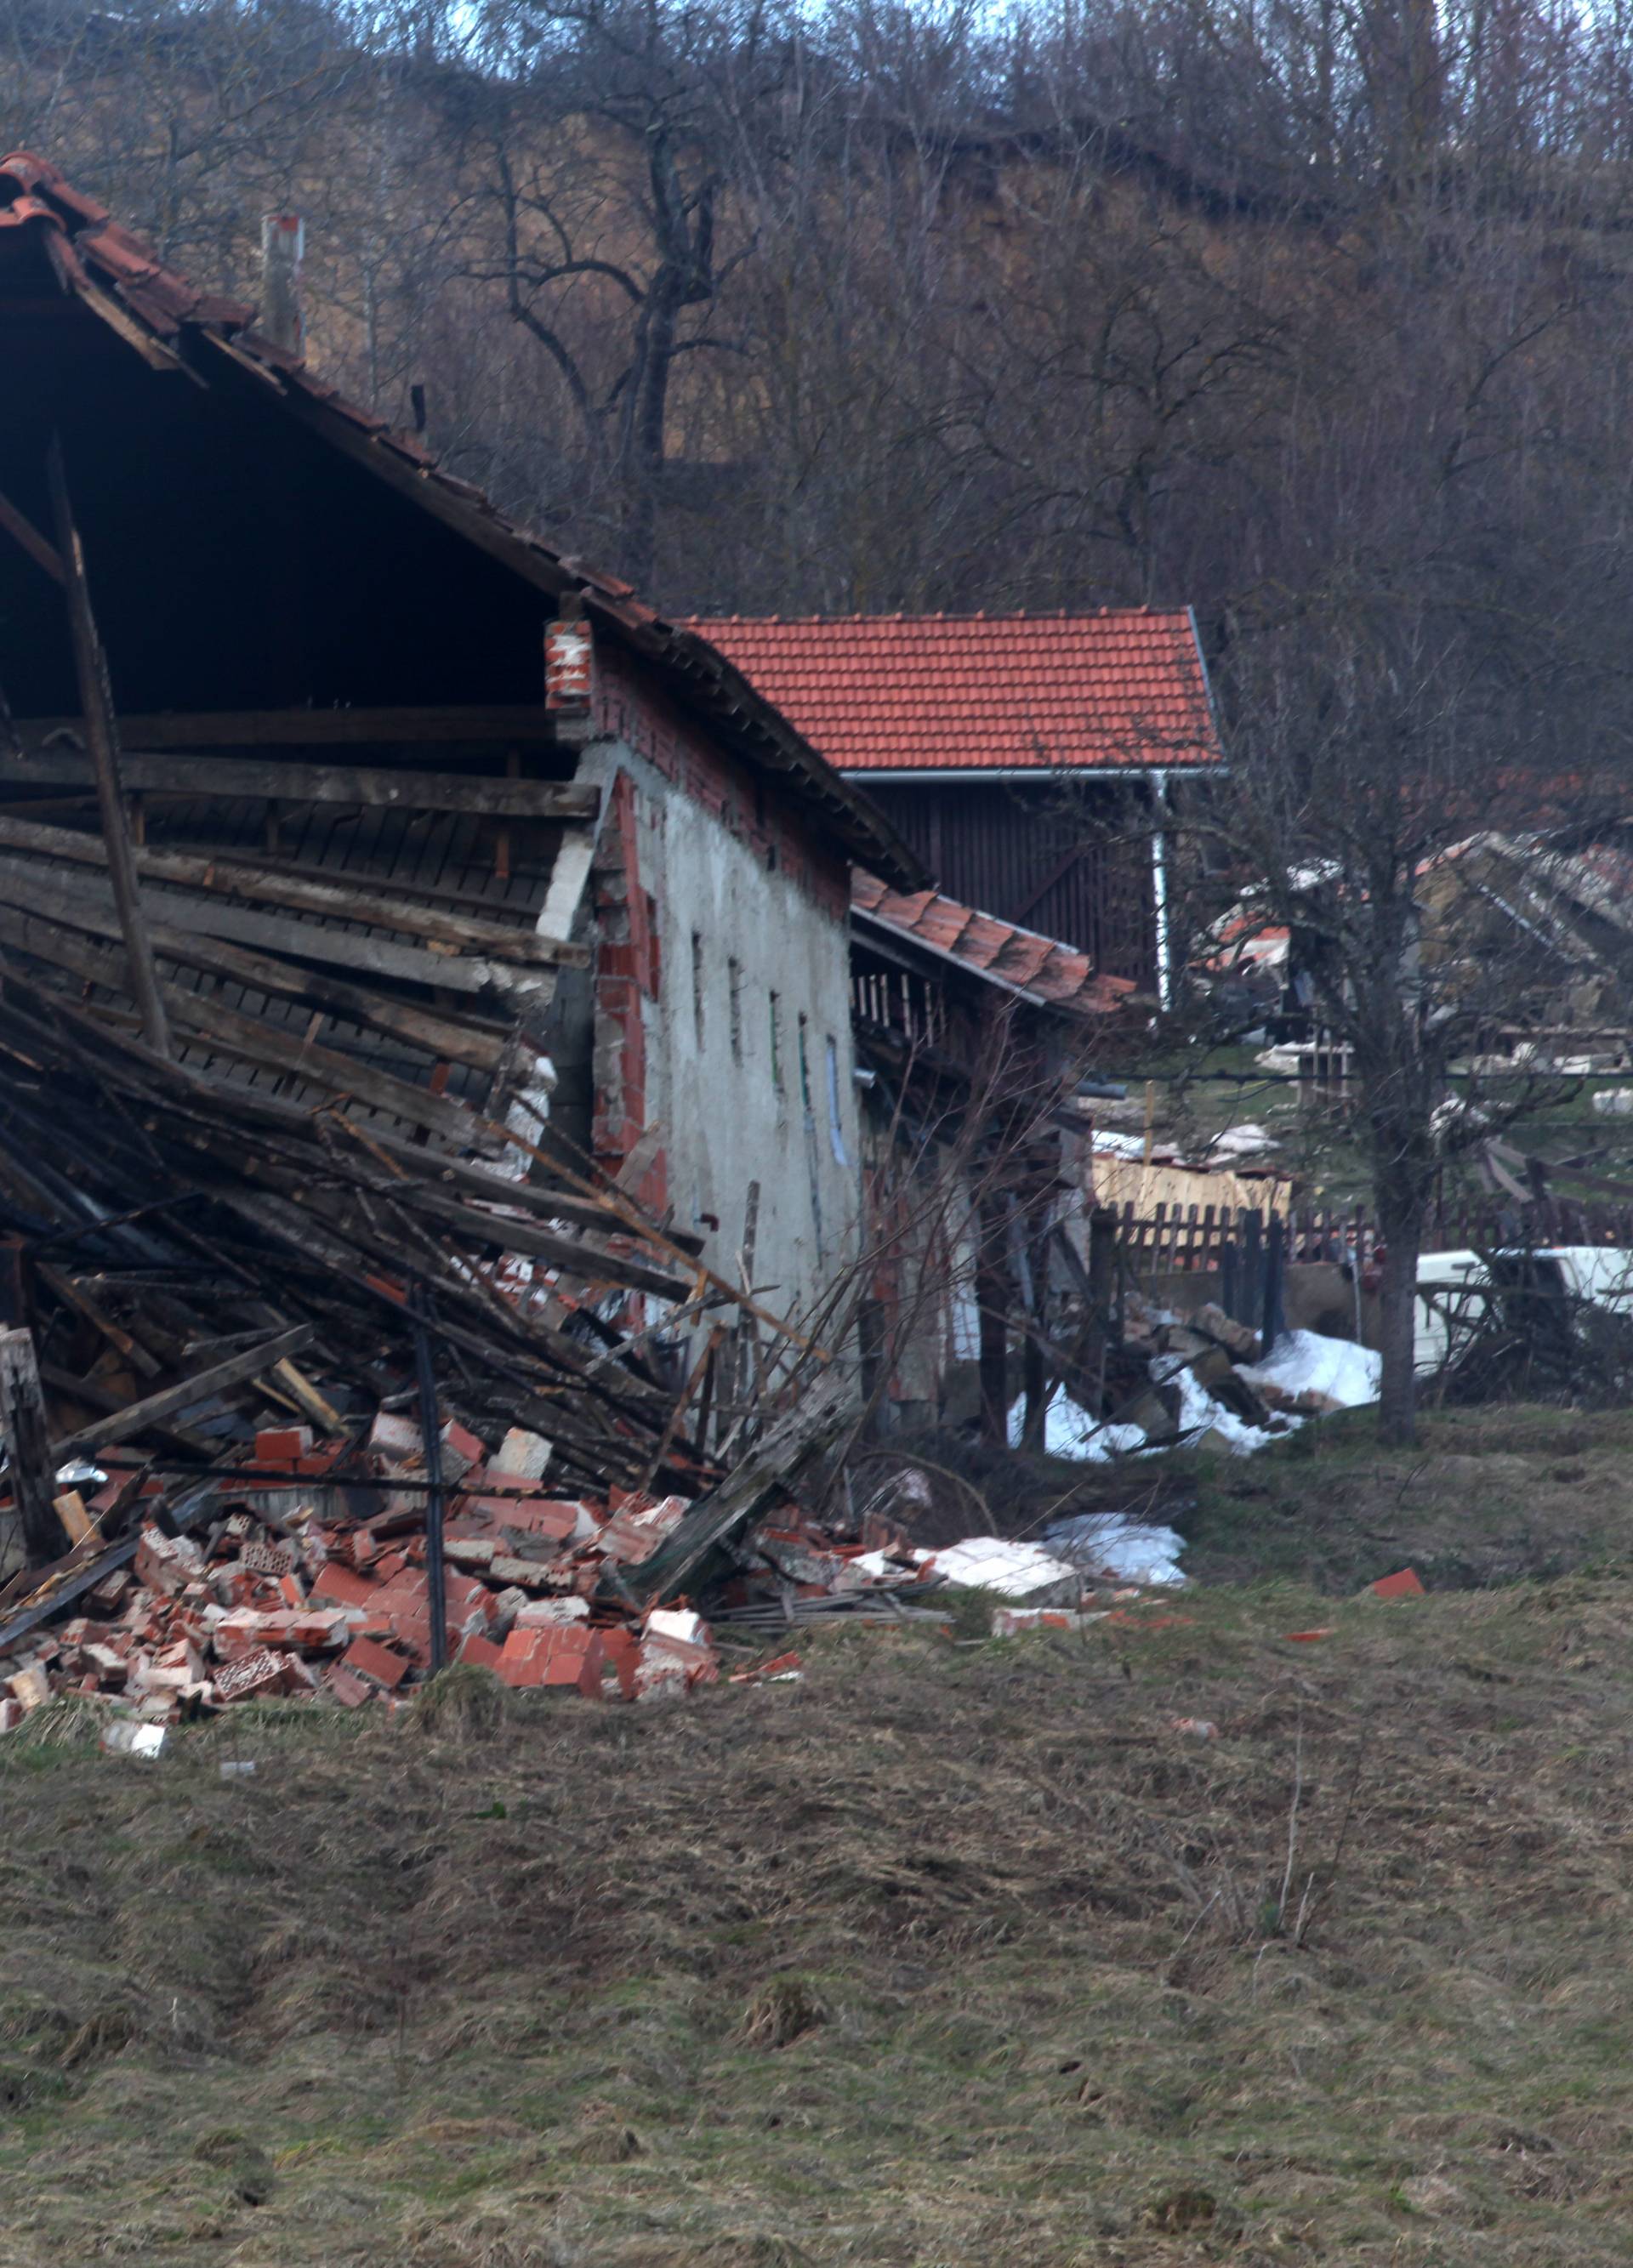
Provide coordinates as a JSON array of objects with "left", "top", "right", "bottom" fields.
[{"left": 4, "top": 1516, "right": 1633, "bottom": 2265}]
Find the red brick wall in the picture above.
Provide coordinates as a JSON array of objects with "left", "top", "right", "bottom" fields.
[
  {"left": 590, "top": 769, "right": 666, "bottom": 1212},
  {"left": 595, "top": 648, "right": 851, "bottom": 922}
]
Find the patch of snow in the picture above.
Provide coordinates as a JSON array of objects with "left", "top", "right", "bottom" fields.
[
  {"left": 1206, "top": 1123, "right": 1279, "bottom": 1157},
  {"left": 1240, "top": 1329, "right": 1380, "bottom": 1409},
  {"left": 1044, "top": 1513, "right": 1187, "bottom": 1587},
  {"left": 1090, "top": 1129, "right": 1151, "bottom": 1158},
  {"left": 1149, "top": 1356, "right": 1280, "bottom": 1454},
  {"left": 1009, "top": 1389, "right": 1148, "bottom": 1461}
]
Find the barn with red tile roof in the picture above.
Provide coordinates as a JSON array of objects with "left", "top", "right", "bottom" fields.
[{"left": 691, "top": 611, "right": 1221, "bottom": 995}]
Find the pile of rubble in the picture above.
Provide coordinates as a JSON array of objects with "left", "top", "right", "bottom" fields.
[
  {"left": 0, "top": 1402, "right": 958, "bottom": 1733},
  {"left": 1036, "top": 1304, "right": 1381, "bottom": 1463}
]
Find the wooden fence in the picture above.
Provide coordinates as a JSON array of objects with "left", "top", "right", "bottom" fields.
[{"left": 1116, "top": 1194, "right": 1633, "bottom": 1278}]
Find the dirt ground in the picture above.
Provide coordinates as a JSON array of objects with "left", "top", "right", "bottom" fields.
[{"left": 7, "top": 1542, "right": 1633, "bottom": 2266}]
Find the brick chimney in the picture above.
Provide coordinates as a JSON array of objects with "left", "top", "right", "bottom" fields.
[{"left": 545, "top": 597, "right": 594, "bottom": 713}]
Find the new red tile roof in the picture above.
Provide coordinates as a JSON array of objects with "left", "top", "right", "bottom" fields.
[
  {"left": 852, "top": 873, "right": 1137, "bottom": 1017},
  {"left": 688, "top": 611, "right": 1220, "bottom": 774},
  {"left": 0, "top": 151, "right": 922, "bottom": 888}
]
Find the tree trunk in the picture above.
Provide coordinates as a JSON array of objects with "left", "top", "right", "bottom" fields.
[{"left": 1375, "top": 1202, "right": 1422, "bottom": 1447}]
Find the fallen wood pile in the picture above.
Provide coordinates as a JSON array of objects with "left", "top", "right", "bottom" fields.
[
  {"left": 0, "top": 972, "right": 731, "bottom": 1504},
  {"left": 0, "top": 969, "right": 946, "bottom": 1725}
]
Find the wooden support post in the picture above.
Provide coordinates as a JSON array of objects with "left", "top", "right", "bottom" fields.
[
  {"left": 412, "top": 1287, "right": 447, "bottom": 1676},
  {"left": 0, "top": 1327, "right": 59, "bottom": 1562},
  {"left": 729, "top": 1179, "right": 760, "bottom": 1451},
  {"left": 1261, "top": 1211, "right": 1286, "bottom": 1351},
  {"left": 0, "top": 1236, "right": 27, "bottom": 1331},
  {"left": 976, "top": 1191, "right": 1011, "bottom": 1445},
  {"left": 44, "top": 434, "right": 171, "bottom": 1058},
  {"left": 1085, "top": 1206, "right": 1117, "bottom": 1413}
]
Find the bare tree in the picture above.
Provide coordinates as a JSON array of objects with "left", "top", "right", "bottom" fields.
[{"left": 442, "top": 0, "right": 781, "bottom": 588}]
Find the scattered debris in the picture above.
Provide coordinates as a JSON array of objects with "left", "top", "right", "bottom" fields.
[
  {"left": 991, "top": 1605, "right": 1106, "bottom": 1636},
  {"left": 1370, "top": 1567, "right": 1426, "bottom": 1599},
  {"left": 915, "top": 1536, "right": 1081, "bottom": 1604}
]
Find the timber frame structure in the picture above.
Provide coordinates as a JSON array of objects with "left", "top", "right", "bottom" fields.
[{"left": 0, "top": 151, "right": 918, "bottom": 1176}]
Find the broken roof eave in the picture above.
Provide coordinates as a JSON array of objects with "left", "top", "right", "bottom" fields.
[
  {"left": 851, "top": 901, "right": 1117, "bottom": 1021},
  {"left": 0, "top": 162, "right": 924, "bottom": 893}
]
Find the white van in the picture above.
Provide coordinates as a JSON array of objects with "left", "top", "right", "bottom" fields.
[{"left": 1415, "top": 1248, "right": 1633, "bottom": 1375}]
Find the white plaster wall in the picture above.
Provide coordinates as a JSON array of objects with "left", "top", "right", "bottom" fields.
[{"left": 579, "top": 741, "right": 862, "bottom": 1325}]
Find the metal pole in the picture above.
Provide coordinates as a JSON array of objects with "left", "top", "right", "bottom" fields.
[
  {"left": 44, "top": 433, "right": 171, "bottom": 1058},
  {"left": 412, "top": 1283, "right": 448, "bottom": 1674}
]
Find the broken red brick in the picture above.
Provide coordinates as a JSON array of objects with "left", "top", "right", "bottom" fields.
[
  {"left": 440, "top": 1419, "right": 487, "bottom": 1481},
  {"left": 729, "top": 1649, "right": 803, "bottom": 1685},
  {"left": 493, "top": 1499, "right": 580, "bottom": 1549},
  {"left": 456, "top": 1631, "right": 504, "bottom": 1672},
  {"left": 1371, "top": 1568, "right": 1425, "bottom": 1600},
  {"left": 134, "top": 1526, "right": 206, "bottom": 1597},
  {"left": 255, "top": 1425, "right": 312, "bottom": 1463},
  {"left": 86, "top": 1570, "right": 132, "bottom": 1617},
  {"left": 600, "top": 1624, "right": 640, "bottom": 1699},
  {"left": 340, "top": 1635, "right": 411, "bottom": 1691},
  {"left": 213, "top": 1647, "right": 284, "bottom": 1704},
  {"left": 240, "top": 1539, "right": 296, "bottom": 1578},
  {"left": 309, "top": 1564, "right": 378, "bottom": 1611},
  {"left": 496, "top": 1625, "right": 606, "bottom": 1695}
]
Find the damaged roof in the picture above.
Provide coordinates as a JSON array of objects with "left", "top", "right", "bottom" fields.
[
  {"left": 853, "top": 871, "right": 1137, "bottom": 1017},
  {"left": 0, "top": 151, "right": 920, "bottom": 889},
  {"left": 687, "top": 611, "right": 1221, "bottom": 776}
]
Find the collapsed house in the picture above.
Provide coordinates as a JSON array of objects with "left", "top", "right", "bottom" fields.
[
  {"left": 0, "top": 151, "right": 973, "bottom": 1718},
  {"left": 1416, "top": 826, "right": 1633, "bottom": 1060},
  {"left": 0, "top": 151, "right": 920, "bottom": 1328}
]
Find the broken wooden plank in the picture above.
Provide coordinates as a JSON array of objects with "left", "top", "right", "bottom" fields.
[
  {"left": 270, "top": 1358, "right": 344, "bottom": 1437},
  {"left": 52, "top": 1488, "right": 94, "bottom": 1547},
  {"left": 0, "top": 901, "right": 486, "bottom": 1143},
  {"left": 620, "top": 1368, "right": 851, "bottom": 1606},
  {"left": 49, "top": 1323, "right": 315, "bottom": 1459},
  {"left": 0, "top": 815, "right": 588, "bottom": 965},
  {"left": 38, "top": 1362, "right": 214, "bottom": 1456},
  {"left": 0, "top": 1327, "right": 59, "bottom": 1560},
  {"left": 0, "top": 484, "right": 64, "bottom": 584},
  {"left": 45, "top": 432, "right": 171, "bottom": 1058},
  {"left": 14, "top": 704, "right": 572, "bottom": 751},
  {"left": 0, "top": 871, "right": 509, "bottom": 1073},
  {"left": 0, "top": 748, "right": 600, "bottom": 820},
  {"left": 37, "top": 1263, "right": 164, "bottom": 1378},
  {"left": 405, "top": 1185, "right": 693, "bottom": 1302}
]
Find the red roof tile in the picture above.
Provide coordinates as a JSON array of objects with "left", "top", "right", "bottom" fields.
[
  {"left": 688, "top": 612, "right": 1220, "bottom": 774},
  {"left": 852, "top": 872, "right": 1136, "bottom": 1018}
]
